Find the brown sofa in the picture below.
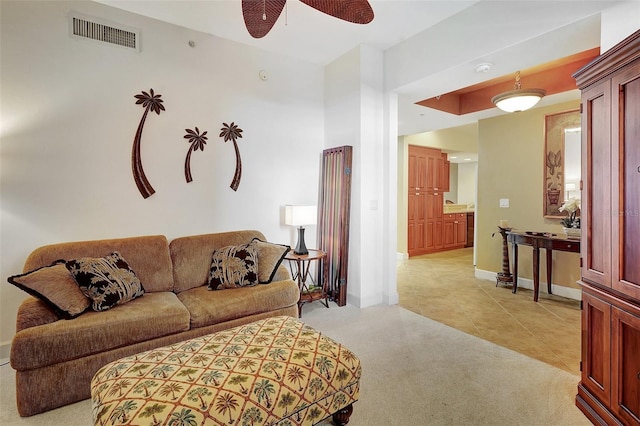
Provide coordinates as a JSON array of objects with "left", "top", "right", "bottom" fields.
[{"left": 9, "top": 230, "right": 299, "bottom": 416}]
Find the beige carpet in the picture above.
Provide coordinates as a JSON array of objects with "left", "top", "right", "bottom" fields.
[{"left": 0, "top": 304, "right": 589, "bottom": 425}]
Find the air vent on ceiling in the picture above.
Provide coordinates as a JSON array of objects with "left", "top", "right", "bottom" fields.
[{"left": 69, "top": 13, "right": 140, "bottom": 52}]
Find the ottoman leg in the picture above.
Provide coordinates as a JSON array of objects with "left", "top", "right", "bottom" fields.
[{"left": 332, "top": 403, "right": 354, "bottom": 425}]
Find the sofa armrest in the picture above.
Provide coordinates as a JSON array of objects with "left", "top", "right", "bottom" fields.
[{"left": 16, "top": 297, "right": 60, "bottom": 332}]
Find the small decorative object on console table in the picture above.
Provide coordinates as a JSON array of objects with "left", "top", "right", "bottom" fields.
[
  {"left": 285, "top": 248, "right": 329, "bottom": 316},
  {"left": 492, "top": 226, "right": 514, "bottom": 288},
  {"left": 558, "top": 197, "right": 581, "bottom": 239}
]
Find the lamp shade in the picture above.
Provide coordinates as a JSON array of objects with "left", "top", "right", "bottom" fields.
[{"left": 284, "top": 205, "right": 317, "bottom": 227}]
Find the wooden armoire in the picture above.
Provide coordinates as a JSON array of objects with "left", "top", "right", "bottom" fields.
[{"left": 573, "top": 29, "right": 640, "bottom": 425}]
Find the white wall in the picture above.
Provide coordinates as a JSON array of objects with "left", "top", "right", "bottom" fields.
[
  {"left": 324, "top": 45, "right": 394, "bottom": 308},
  {"left": 0, "top": 1, "right": 325, "bottom": 357},
  {"left": 600, "top": 1, "right": 640, "bottom": 51},
  {"left": 457, "top": 162, "right": 478, "bottom": 206},
  {"left": 444, "top": 163, "right": 459, "bottom": 203}
]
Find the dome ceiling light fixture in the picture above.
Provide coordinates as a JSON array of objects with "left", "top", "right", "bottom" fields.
[{"left": 491, "top": 71, "right": 546, "bottom": 113}]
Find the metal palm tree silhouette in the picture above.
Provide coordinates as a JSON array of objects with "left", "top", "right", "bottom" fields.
[
  {"left": 219, "top": 122, "right": 244, "bottom": 191},
  {"left": 183, "top": 127, "right": 208, "bottom": 183},
  {"left": 132, "top": 89, "right": 165, "bottom": 198}
]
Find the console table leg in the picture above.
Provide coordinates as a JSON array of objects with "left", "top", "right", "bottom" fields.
[
  {"left": 533, "top": 247, "right": 540, "bottom": 302},
  {"left": 546, "top": 249, "right": 553, "bottom": 295},
  {"left": 512, "top": 243, "right": 519, "bottom": 293}
]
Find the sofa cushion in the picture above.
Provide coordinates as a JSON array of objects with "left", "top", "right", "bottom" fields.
[
  {"left": 178, "top": 280, "right": 300, "bottom": 329},
  {"left": 250, "top": 238, "right": 290, "bottom": 283},
  {"left": 170, "top": 230, "right": 267, "bottom": 293},
  {"left": 22, "top": 235, "right": 174, "bottom": 293},
  {"left": 10, "top": 292, "right": 191, "bottom": 371},
  {"left": 8, "top": 261, "right": 90, "bottom": 319},
  {"left": 208, "top": 244, "right": 259, "bottom": 290},
  {"left": 66, "top": 252, "right": 145, "bottom": 311}
]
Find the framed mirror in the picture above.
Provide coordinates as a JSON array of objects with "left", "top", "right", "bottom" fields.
[{"left": 544, "top": 109, "right": 581, "bottom": 218}]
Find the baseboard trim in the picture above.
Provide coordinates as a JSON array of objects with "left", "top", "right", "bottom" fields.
[{"left": 475, "top": 268, "right": 581, "bottom": 301}]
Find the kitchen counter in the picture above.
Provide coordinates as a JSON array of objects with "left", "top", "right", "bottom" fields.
[{"left": 444, "top": 204, "right": 475, "bottom": 214}]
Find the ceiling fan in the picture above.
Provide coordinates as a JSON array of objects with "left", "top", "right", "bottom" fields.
[{"left": 242, "top": 0, "right": 374, "bottom": 38}]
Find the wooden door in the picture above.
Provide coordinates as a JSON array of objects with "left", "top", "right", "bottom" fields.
[
  {"left": 611, "top": 305, "right": 640, "bottom": 424},
  {"left": 408, "top": 149, "right": 428, "bottom": 192},
  {"left": 581, "top": 79, "right": 612, "bottom": 287},
  {"left": 443, "top": 214, "right": 455, "bottom": 248},
  {"left": 408, "top": 192, "right": 426, "bottom": 253},
  {"left": 581, "top": 292, "right": 612, "bottom": 406},
  {"left": 426, "top": 152, "right": 438, "bottom": 191},
  {"left": 611, "top": 61, "right": 640, "bottom": 300},
  {"left": 425, "top": 192, "right": 442, "bottom": 251},
  {"left": 455, "top": 214, "right": 467, "bottom": 246},
  {"left": 440, "top": 153, "right": 450, "bottom": 192}
]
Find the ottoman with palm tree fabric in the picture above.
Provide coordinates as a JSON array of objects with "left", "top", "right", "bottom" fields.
[{"left": 91, "top": 316, "right": 361, "bottom": 425}]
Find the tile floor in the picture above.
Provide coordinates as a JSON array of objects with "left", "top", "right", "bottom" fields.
[{"left": 397, "top": 247, "right": 581, "bottom": 375}]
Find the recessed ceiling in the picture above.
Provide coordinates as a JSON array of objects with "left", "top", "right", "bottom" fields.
[{"left": 416, "top": 48, "right": 599, "bottom": 116}]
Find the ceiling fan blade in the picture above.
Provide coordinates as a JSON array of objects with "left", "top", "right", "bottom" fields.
[
  {"left": 300, "top": 0, "right": 374, "bottom": 24},
  {"left": 242, "top": 0, "right": 286, "bottom": 38}
]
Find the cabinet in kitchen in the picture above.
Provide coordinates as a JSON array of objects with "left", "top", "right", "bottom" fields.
[
  {"left": 443, "top": 213, "right": 467, "bottom": 249},
  {"left": 407, "top": 146, "right": 450, "bottom": 256}
]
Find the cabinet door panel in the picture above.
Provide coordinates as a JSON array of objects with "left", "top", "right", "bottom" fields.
[
  {"left": 426, "top": 154, "right": 438, "bottom": 191},
  {"left": 612, "top": 63, "right": 640, "bottom": 300},
  {"left": 408, "top": 193, "right": 426, "bottom": 253},
  {"left": 582, "top": 292, "right": 611, "bottom": 406},
  {"left": 441, "top": 153, "right": 450, "bottom": 192},
  {"left": 455, "top": 216, "right": 467, "bottom": 246},
  {"left": 582, "top": 81, "right": 612, "bottom": 287},
  {"left": 612, "top": 306, "right": 640, "bottom": 424},
  {"left": 443, "top": 219, "right": 455, "bottom": 248},
  {"left": 434, "top": 220, "right": 443, "bottom": 250},
  {"left": 408, "top": 146, "right": 428, "bottom": 191}
]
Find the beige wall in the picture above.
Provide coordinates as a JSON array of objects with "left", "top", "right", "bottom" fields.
[
  {"left": 397, "top": 100, "right": 581, "bottom": 292},
  {"left": 476, "top": 100, "right": 581, "bottom": 290},
  {"left": 457, "top": 162, "right": 478, "bottom": 205},
  {"left": 404, "top": 123, "right": 479, "bottom": 152}
]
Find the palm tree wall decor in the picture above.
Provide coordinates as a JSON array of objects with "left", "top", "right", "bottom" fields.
[
  {"left": 219, "top": 122, "right": 244, "bottom": 191},
  {"left": 132, "top": 89, "right": 165, "bottom": 199},
  {"left": 183, "top": 127, "right": 208, "bottom": 183}
]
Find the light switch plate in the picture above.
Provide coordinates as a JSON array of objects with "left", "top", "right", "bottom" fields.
[{"left": 499, "top": 198, "right": 509, "bottom": 208}]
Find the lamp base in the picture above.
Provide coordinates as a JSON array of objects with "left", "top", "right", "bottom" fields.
[{"left": 294, "top": 227, "right": 308, "bottom": 255}]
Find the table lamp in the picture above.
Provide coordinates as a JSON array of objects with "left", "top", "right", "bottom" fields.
[{"left": 285, "top": 205, "right": 316, "bottom": 255}]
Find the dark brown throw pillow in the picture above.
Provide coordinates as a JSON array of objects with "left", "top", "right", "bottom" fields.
[
  {"left": 8, "top": 260, "right": 90, "bottom": 319},
  {"left": 250, "top": 238, "right": 290, "bottom": 283},
  {"left": 208, "top": 244, "right": 259, "bottom": 290},
  {"left": 66, "top": 252, "right": 144, "bottom": 311}
]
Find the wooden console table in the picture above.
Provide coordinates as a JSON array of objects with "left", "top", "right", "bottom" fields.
[
  {"left": 506, "top": 232, "right": 580, "bottom": 302},
  {"left": 284, "top": 249, "right": 329, "bottom": 316}
]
